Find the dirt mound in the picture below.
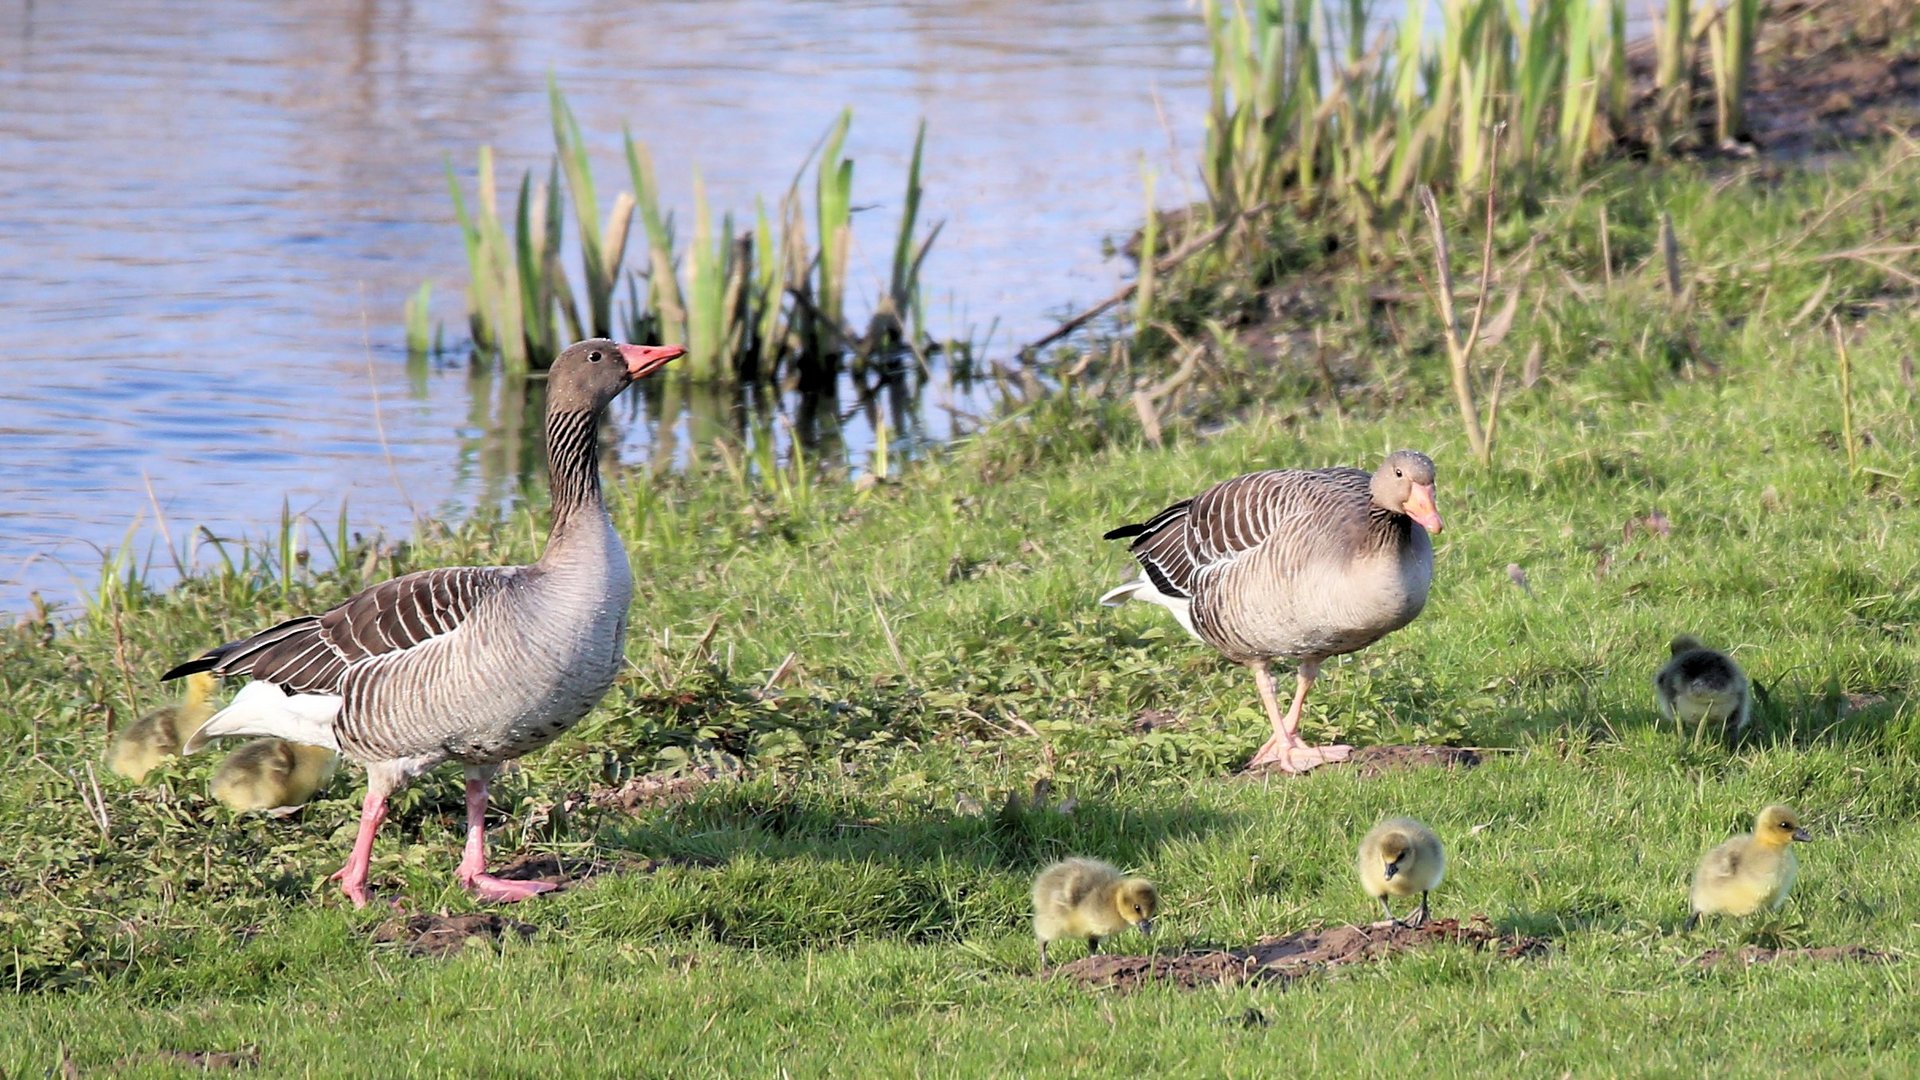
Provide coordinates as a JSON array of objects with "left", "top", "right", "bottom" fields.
[
  {"left": 1059, "top": 917, "right": 1544, "bottom": 992},
  {"left": 1695, "top": 944, "right": 1895, "bottom": 967},
  {"left": 587, "top": 770, "right": 720, "bottom": 814},
  {"left": 488, "top": 850, "right": 707, "bottom": 890},
  {"left": 109, "top": 1047, "right": 260, "bottom": 1072},
  {"left": 1346, "top": 745, "right": 1483, "bottom": 779},
  {"left": 371, "top": 913, "right": 537, "bottom": 958}
]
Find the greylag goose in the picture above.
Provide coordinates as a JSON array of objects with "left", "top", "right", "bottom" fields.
[
  {"left": 1685, "top": 805, "right": 1810, "bottom": 931},
  {"left": 1031, "top": 857, "right": 1158, "bottom": 971},
  {"left": 210, "top": 738, "right": 339, "bottom": 814},
  {"left": 1100, "top": 450, "right": 1441, "bottom": 773},
  {"left": 165, "top": 338, "right": 683, "bottom": 906},
  {"left": 1356, "top": 816, "right": 1445, "bottom": 927},
  {"left": 107, "top": 671, "right": 216, "bottom": 781},
  {"left": 1655, "top": 635, "right": 1752, "bottom": 740}
]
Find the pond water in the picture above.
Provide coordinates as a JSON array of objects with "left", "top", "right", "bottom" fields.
[{"left": 0, "top": 0, "right": 1216, "bottom": 614}]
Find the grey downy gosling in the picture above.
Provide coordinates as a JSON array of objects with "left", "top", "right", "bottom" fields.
[
  {"left": 1655, "top": 635, "right": 1752, "bottom": 740},
  {"left": 107, "top": 671, "right": 217, "bottom": 782},
  {"left": 1032, "top": 857, "right": 1159, "bottom": 971},
  {"left": 1686, "top": 804, "right": 1810, "bottom": 931},
  {"left": 1357, "top": 817, "right": 1446, "bottom": 927},
  {"left": 210, "top": 738, "right": 340, "bottom": 814}
]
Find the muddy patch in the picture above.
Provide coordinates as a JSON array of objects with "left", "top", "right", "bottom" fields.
[
  {"left": 1694, "top": 944, "right": 1895, "bottom": 968},
  {"left": 371, "top": 913, "right": 538, "bottom": 958},
  {"left": 587, "top": 770, "right": 722, "bottom": 814},
  {"left": 1130, "top": 708, "right": 1185, "bottom": 734},
  {"left": 1345, "top": 745, "right": 1484, "bottom": 779},
  {"left": 109, "top": 1048, "right": 261, "bottom": 1072},
  {"left": 1058, "top": 917, "right": 1544, "bottom": 992}
]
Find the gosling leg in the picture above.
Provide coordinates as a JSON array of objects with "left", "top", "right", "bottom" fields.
[
  {"left": 1683, "top": 911, "right": 1700, "bottom": 933},
  {"left": 1378, "top": 895, "right": 1398, "bottom": 926},
  {"left": 1412, "top": 891, "right": 1430, "bottom": 929}
]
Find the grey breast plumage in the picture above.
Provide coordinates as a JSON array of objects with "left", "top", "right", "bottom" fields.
[{"left": 1111, "top": 467, "right": 1432, "bottom": 664}]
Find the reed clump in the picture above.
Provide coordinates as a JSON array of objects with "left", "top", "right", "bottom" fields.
[
  {"left": 1197, "top": 0, "right": 1773, "bottom": 248},
  {"left": 437, "top": 88, "right": 941, "bottom": 384}
]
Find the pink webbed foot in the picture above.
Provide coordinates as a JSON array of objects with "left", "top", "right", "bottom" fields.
[
  {"left": 330, "top": 866, "right": 374, "bottom": 910},
  {"left": 1246, "top": 738, "right": 1353, "bottom": 773},
  {"left": 462, "top": 873, "right": 559, "bottom": 904}
]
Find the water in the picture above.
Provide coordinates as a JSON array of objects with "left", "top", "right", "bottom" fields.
[{"left": 0, "top": 0, "right": 1213, "bottom": 614}]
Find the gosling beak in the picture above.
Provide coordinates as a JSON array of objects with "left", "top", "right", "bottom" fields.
[
  {"left": 617, "top": 343, "right": 686, "bottom": 381},
  {"left": 1404, "top": 482, "right": 1444, "bottom": 535},
  {"left": 1137, "top": 918, "right": 1154, "bottom": 936},
  {"left": 1793, "top": 828, "right": 1812, "bottom": 842},
  {"left": 1383, "top": 861, "right": 1400, "bottom": 881}
]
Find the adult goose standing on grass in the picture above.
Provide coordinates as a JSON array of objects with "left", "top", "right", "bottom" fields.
[
  {"left": 1100, "top": 451, "right": 1442, "bottom": 773},
  {"left": 165, "top": 339, "right": 684, "bottom": 907}
]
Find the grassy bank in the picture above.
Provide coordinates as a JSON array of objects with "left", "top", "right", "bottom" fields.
[{"left": 9, "top": 90, "right": 1920, "bottom": 1080}]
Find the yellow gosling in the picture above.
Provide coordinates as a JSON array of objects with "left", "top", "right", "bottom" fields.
[
  {"left": 1031, "top": 857, "right": 1158, "bottom": 971},
  {"left": 106, "top": 672, "right": 217, "bottom": 782},
  {"left": 1357, "top": 817, "right": 1446, "bottom": 927},
  {"left": 210, "top": 738, "right": 340, "bottom": 814},
  {"left": 1655, "top": 635, "right": 1752, "bottom": 740},
  {"left": 1686, "top": 804, "right": 1810, "bottom": 931}
]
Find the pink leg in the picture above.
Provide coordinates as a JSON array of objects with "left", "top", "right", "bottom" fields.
[
  {"left": 457, "top": 766, "right": 556, "bottom": 904},
  {"left": 330, "top": 785, "right": 390, "bottom": 909},
  {"left": 1246, "top": 661, "right": 1351, "bottom": 773}
]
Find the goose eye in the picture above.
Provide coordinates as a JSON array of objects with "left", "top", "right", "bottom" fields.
[
  {"left": 1394, "top": 469, "right": 1403, "bottom": 478},
  {"left": 588, "top": 350, "right": 604, "bottom": 363}
]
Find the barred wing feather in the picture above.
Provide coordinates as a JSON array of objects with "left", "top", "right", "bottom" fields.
[{"left": 163, "top": 566, "right": 517, "bottom": 694}]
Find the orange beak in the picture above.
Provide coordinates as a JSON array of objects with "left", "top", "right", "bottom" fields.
[
  {"left": 1404, "top": 482, "right": 1443, "bottom": 534},
  {"left": 617, "top": 343, "right": 686, "bottom": 380}
]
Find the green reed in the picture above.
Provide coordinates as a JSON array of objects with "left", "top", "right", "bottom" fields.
[
  {"left": 436, "top": 89, "right": 938, "bottom": 386},
  {"left": 1197, "top": 0, "right": 1770, "bottom": 241}
]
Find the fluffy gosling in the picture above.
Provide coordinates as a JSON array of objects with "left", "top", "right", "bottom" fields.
[
  {"left": 1031, "top": 857, "right": 1158, "bottom": 971},
  {"left": 209, "top": 738, "right": 340, "bottom": 814},
  {"left": 1686, "top": 804, "right": 1810, "bottom": 931},
  {"left": 106, "top": 672, "right": 217, "bottom": 781},
  {"left": 1655, "top": 635, "right": 1752, "bottom": 740},
  {"left": 1357, "top": 817, "right": 1446, "bottom": 928}
]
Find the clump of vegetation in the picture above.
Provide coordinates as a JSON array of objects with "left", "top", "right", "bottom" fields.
[
  {"left": 1196, "top": 0, "right": 1774, "bottom": 250},
  {"left": 440, "top": 87, "right": 942, "bottom": 383}
]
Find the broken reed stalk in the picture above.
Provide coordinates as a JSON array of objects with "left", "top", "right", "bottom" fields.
[
  {"left": 1660, "top": 211, "right": 1686, "bottom": 306},
  {"left": 1829, "top": 316, "right": 1859, "bottom": 477},
  {"left": 1416, "top": 129, "right": 1507, "bottom": 467}
]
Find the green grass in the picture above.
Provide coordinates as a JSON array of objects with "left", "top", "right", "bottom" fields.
[{"left": 6, "top": 143, "right": 1920, "bottom": 1074}]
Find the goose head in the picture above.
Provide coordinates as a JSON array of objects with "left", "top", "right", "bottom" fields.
[
  {"left": 546, "top": 338, "right": 685, "bottom": 413},
  {"left": 1371, "top": 449, "right": 1443, "bottom": 534}
]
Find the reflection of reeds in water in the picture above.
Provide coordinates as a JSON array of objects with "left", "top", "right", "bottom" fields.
[
  {"left": 451, "top": 347, "right": 947, "bottom": 506},
  {"left": 434, "top": 88, "right": 945, "bottom": 389}
]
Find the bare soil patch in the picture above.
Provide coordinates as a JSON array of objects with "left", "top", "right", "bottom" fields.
[
  {"left": 1694, "top": 944, "right": 1895, "bottom": 967},
  {"left": 109, "top": 1047, "right": 261, "bottom": 1072},
  {"left": 1058, "top": 916, "right": 1544, "bottom": 992},
  {"left": 1345, "top": 744, "right": 1483, "bottom": 779},
  {"left": 372, "top": 912, "right": 538, "bottom": 958}
]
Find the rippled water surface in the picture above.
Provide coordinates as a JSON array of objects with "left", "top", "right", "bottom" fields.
[{"left": 0, "top": 0, "right": 1214, "bottom": 612}]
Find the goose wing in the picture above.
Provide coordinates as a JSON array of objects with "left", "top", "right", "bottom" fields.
[
  {"left": 162, "top": 566, "right": 519, "bottom": 693},
  {"left": 1106, "top": 468, "right": 1370, "bottom": 597}
]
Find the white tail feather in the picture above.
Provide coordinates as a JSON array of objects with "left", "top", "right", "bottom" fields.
[
  {"left": 182, "top": 681, "right": 343, "bottom": 754},
  {"left": 1098, "top": 574, "right": 1199, "bottom": 639}
]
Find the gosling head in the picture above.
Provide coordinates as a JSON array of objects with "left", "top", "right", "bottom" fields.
[
  {"left": 1371, "top": 450, "right": 1442, "bottom": 535},
  {"left": 1755, "top": 805, "right": 1811, "bottom": 846},
  {"left": 1669, "top": 634, "right": 1707, "bottom": 657},
  {"left": 1113, "top": 877, "right": 1160, "bottom": 935},
  {"left": 1376, "top": 832, "right": 1415, "bottom": 880}
]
